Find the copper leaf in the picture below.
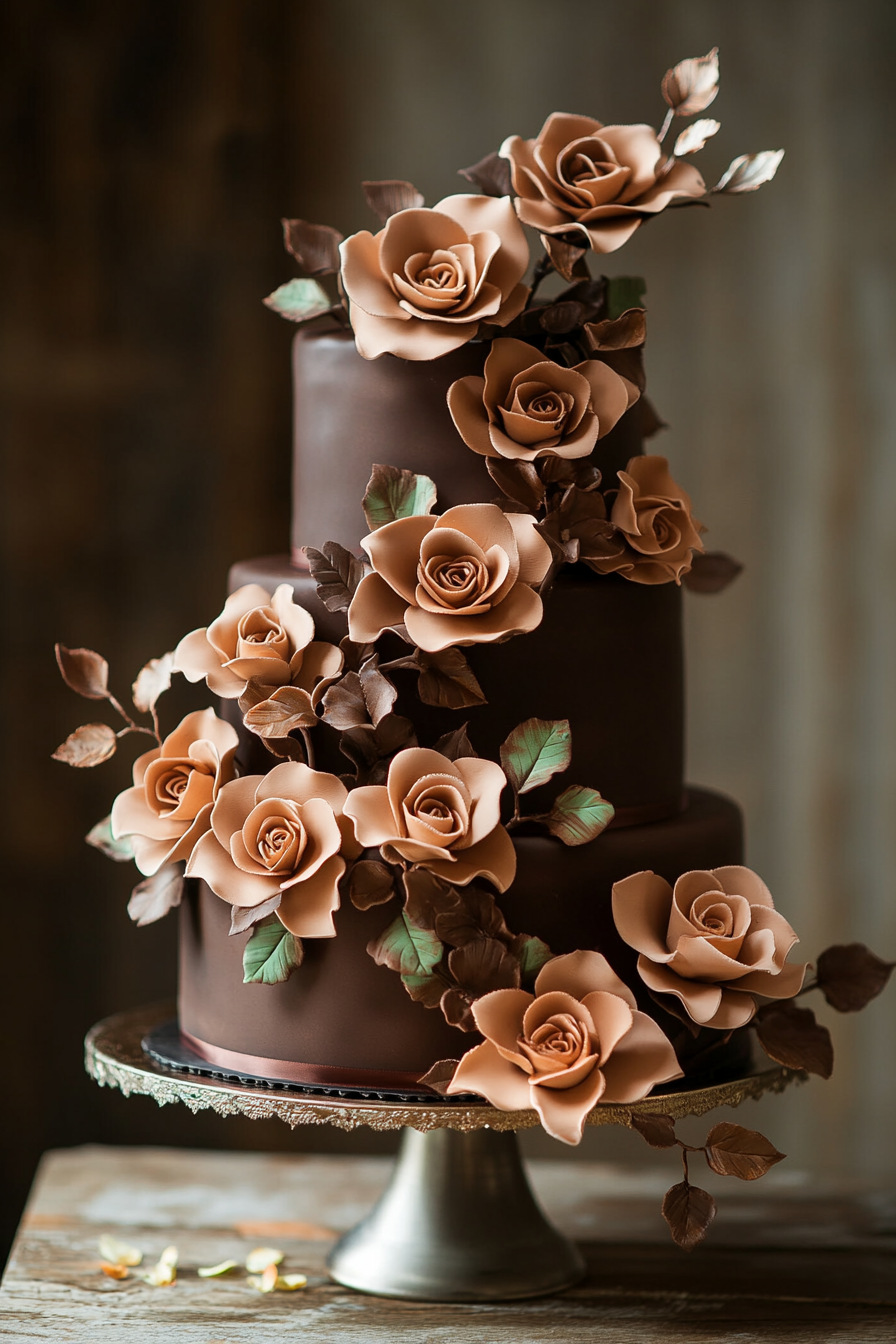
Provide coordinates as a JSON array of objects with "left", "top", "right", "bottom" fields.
[
  {"left": 448, "top": 937, "right": 520, "bottom": 996},
  {"left": 263, "top": 277, "right": 332, "bottom": 323},
  {"left": 704, "top": 1122, "right": 785, "bottom": 1181},
  {"left": 243, "top": 917, "right": 303, "bottom": 985},
  {"left": 539, "top": 234, "right": 586, "bottom": 282},
  {"left": 434, "top": 885, "right": 512, "bottom": 949},
  {"left": 131, "top": 651, "right": 175, "bottom": 715},
  {"left": 510, "top": 933, "right": 554, "bottom": 987},
  {"left": 367, "top": 910, "right": 443, "bottom": 977},
  {"left": 402, "top": 865, "right": 446, "bottom": 931},
  {"left": 52, "top": 722, "right": 117, "bottom": 768},
  {"left": 418, "top": 1059, "right": 461, "bottom": 1095},
  {"left": 674, "top": 118, "right": 721, "bottom": 157},
  {"left": 547, "top": 785, "right": 615, "bottom": 846},
  {"left": 230, "top": 893, "right": 282, "bottom": 936},
  {"left": 244, "top": 685, "right": 317, "bottom": 737},
  {"left": 661, "top": 48, "right": 720, "bottom": 117},
  {"left": 401, "top": 969, "right": 445, "bottom": 1008},
  {"left": 500, "top": 717, "right": 571, "bottom": 795},
  {"left": 55, "top": 644, "right": 110, "bottom": 700},
  {"left": 605, "top": 277, "right": 646, "bottom": 322},
  {"left": 486, "top": 458, "right": 545, "bottom": 510},
  {"left": 662, "top": 1180, "right": 716, "bottom": 1251},
  {"left": 362, "top": 463, "right": 437, "bottom": 531},
  {"left": 458, "top": 151, "right": 512, "bottom": 198},
  {"left": 127, "top": 863, "right": 184, "bottom": 927},
  {"left": 539, "top": 301, "right": 587, "bottom": 335},
  {"left": 630, "top": 1111, "right": 678, "bottom": 1150},
  {"left": 713, "top": 150, "right": 784, "bottom": 194},
  {"left": 584, "top": 308, "right": 646, "bottom": 352},
  {"left": 281, "top": 218, "right": 343, "bottom": 275},
  {"left": 362, "top": 179, "right": 425, "bottom": 222},
  {"left": 433, "top": 723, "right": 479, "bottom": 761},
  {"left": 682, "top": 551, "right": 743, "bottom": 594},
  {"left": 754, "top": 1000, "right": 833, "bottom": 1078},
  {"left": 816, "top": 943, "right": 896, "bottom": 1013},
  {"left": 440, "top": 986, "right": 476, "bottom": 1032},
  {"left": 339, "top": 713, "right": 417, "bottom": 782},
  {"left": 349, "top": 859, "right": 396, "bottom": 911},
  {"left": 86, "top": 815, "right": 135, "bottom": 863},
  {"left": 359, "top": 656, "right": 397, "bottom": 727},
  {"left": 321, "top": 672, "right": 368, "bottom": 730},
  {"left": 416, "top": 648, "right": 487, "bottom": 709},
  {"left": 305, "top": 541, "right": 365, "bottom": 614}
]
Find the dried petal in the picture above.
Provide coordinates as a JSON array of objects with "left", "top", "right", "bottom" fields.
[
  {"left": 141, "top": 1246, "right": 177, "bottom": 1286},
  {"left": 100, "top": 1261, "right": 129, "bottom": 1280},
  {"left": 362, "top": 179, "right": 425, "bottom": 222},
  {"left": 282, "top": 218, "right": 343, "bottom": 275},
  {"left": 674, "top": 118, "right": 721, "bottom": 157},
  {"left": 248, "top": 1263, "right": 280, "bottom": 1293},
  {"left": 245, "top": 1246, "right": 285, "bottom": 1274},
  {"left": 275, "top": 1274, "right": 308, "bottom": 1290},
  {"left": 52, "top": 722, "right": 117, "bottom": 768},
  {"left": 662, "top": 48, "right": 720, "bottom": 116},
  {"left": 131, "top": 652, "right": 174, "bottom": 714},
  {"left": 713, "top": 149, "right": 784, "bottom": 194},
  {"left": 55, "top": 644, "right": 110, "bottom": 699},
  {"left": 197, "top": 1259, "right": 239, "bottom": 1278},
  {"left": 98, "top": 1235, "right": 143, "bottom": 1267}
]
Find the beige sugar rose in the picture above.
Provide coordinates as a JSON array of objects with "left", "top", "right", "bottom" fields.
[
  {"left": 446, "top": 950, "right": 682, "bottom": 1144},
  {"left": 348, "top": 504, "right": 552, "bottom": 652},
  {"left": 501, "top": 112, "right": 706, "bottom": 254},
  {"left": 612, "top": 866, "right": 809, "bottom": 1030},
  {"left": 186, "top": 763, "right": 355, "bottom": 938},
  {"left": 110, "top": 708, "right": 238, "bottom": 877},
  {"left": 447, "top": 337, "right": 639, "bottom": 463},
  {"left": 587, "top": 455, "right": 704, "bottom": 584},
  {"left": 173, "top": 582, "right": 342, "bottom": 701},
  {"left": 339, "top": 194, "right": 530, "bottom": 360},
  {"left": 344, "top": 746, "right": 516, "bottom": 892}
]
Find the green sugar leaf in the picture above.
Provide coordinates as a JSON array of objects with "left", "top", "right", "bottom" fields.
[
  {"left": 367, "top": 910, "right": 443, "bottom": 977},
  {"left": 500, "top": 718, "right": 572, "bottom": 795},
  {"left": 547, "top": 785, "right": 615, "bottom": 846},
  {"left": 242, "top": 917, "right": 303, "bottom": 985},
  {"left": 362, "top": 463, "right": 437, "bottom": 531},
  {"left": 512, "top": 934, "right": 554, "bottom": 986},
  {"left": 606, "top": 276, "right": 646, "bottom": 321},
  {"left": 263, "top": 277, "right": 332, "bottom": 323}
]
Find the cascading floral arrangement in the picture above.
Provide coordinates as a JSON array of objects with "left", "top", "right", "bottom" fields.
[{"left": 54, "top": 49, "right": 892, "bottom": 1250}]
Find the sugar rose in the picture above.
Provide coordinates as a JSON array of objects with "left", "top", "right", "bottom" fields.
[
  {"left": 612, "top": 866, "right": 809, "bottom": 1030},
  {"left": 348, "top": 504, "right": 552, "bottom": 652},
  {"left": 447, "top": 337, "right": 638, "bottom": 463},
  {"left": 110, "top": 708, "right": 238, "bottom": 876},
  {"left": 344, "top": 746, "right": 516, "bottom": 892},
  {"left": 339, "top": 194, "right": 530, "bottom": 360},
  {"left": 173, "top": 582, "right": 342, "bottom": 701},
  {"left": 501, "top": 112, "right": 706, "bottom": 254},
  {"left": 447, "top": 951, "right": 682, "bottom": 1144},
  {"left": 587, "top": 455, "right": 704, "bottom": 584},
  {"left": 186, "top": 763, "right": 354, "bottom": 938}
]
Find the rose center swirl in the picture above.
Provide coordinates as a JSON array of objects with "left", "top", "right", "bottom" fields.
[
  {"left": 415, "top": 259, "right": 462, "bottom": 291},
  {"left": 520, "top": 1013, "right": 588, "bottom": 1073},
  {"left": 419, "top": 553, "right": 489, "bottom": 610},
  {"left": 237, "top": 607, "right": 287, "bottom": 649},
  {"left": 256, "top": 814, "right": 305, "bottom": 872}
]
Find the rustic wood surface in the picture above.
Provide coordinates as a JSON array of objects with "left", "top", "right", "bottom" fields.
[{"left": 1, "top": 1147, "right": 894, "bottom": 1341}]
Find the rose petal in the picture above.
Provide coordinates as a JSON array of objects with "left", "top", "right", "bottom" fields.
[
  {"left": 276, "top": 854, "right": 343, "bottom": 937},
  {"left": 405, "top": 581, "right": 543, "bottom": 651},
  {"left": 535, "top": 950, "right": 636, "bottom": 1006},
  {"left": 186, "top": 828, "right": 282, "bottom": 906},
  {"left": 347, "top": 572, "right": 409, "bottom": 644},
  {"left": 364, "top": 514, "right": 437, "bottom": 603},
  {"left": 531, "top": 1063, "right": 606, "bottom": 1145},
  {"left": 612, "top": 871, "right": 676, "bottom": 962},
  {"left": 446, "top": 375, "right": 494, "bottom": 456},
  {"left": 598, "top": 1009, "right": 683, "bottom": 1102},
  {"left": 446, "top": 1039, "right": 533, "bottom": 1110},
  {"left": 344, "top": 784, "right": 402, "bottom": 848},
  {"left": 471, "top": 987, "right": 535, "bottom": 1066},
  {"left": 339, "top": 230, "right": 407, "bottom": 320},
  {"left": 424, "top": 822, "right": 516, "bottom": 891}
]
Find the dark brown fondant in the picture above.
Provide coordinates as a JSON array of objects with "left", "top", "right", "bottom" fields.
[
  {"left": 228, "top": 556, "right": 684, "bottom": 816},
  {"left": 177, "top": 787, "right": 743, "bottom": 1079},
  {"left": 290, "top": 326, "right": 644, "bottom": 561}
]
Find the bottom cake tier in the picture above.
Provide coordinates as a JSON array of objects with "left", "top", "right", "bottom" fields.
[{"left": 178, "top": 786, "right": 744, "bottom": 1089}]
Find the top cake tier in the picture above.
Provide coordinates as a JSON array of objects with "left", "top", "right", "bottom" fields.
[{"left": 290, "top": 325, "right": 643, "bottom": 563}]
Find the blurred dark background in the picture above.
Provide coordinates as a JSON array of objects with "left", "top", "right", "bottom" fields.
[{"left": 3, "top": 0, "right": 895, "bottom": 1269}]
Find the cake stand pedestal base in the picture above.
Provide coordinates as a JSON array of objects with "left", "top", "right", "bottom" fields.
[{"left": 327, "top": 1125, "right": 584, "bottom": 1301}]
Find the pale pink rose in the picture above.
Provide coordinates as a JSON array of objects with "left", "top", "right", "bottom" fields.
[
  {"left": 612, "top": 866, "right": 809, "bottom": 1030},
  {"left": 339, "top": 194, "right": 530, "bottom": 360},
  {"left": 501, "top": 112, "right": 706, "bottom": 254},
  {"left": 173, "top": 582, "right": 342, "bottom": 700},
  {"left": 587, "top": 455, "right": 704, "bottom": 584},
  {"left": 110, "top": 708, "right": 238, "bottom": 876},
  {"left": 344, "top": 746, "right": 516, "bottom": 892},
  {"left": 447, "top": 337, "right": 638, "bottom": 462},
  {"left": 348, "top": 504, "right": 552, "bottom": 653},
  {"left": 186, "top": 763, "right": 354, "bottom": 938},
  {"left": 447, "top": 950, "right": 682, "bottom": 1144}
]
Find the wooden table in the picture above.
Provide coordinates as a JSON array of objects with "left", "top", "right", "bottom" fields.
[{"left": 1, "top": 1145, "right": 895, "bottom": 1341}]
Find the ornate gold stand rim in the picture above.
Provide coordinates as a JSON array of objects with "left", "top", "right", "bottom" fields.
[{"left": 85, "top": 1001, "right": 805, "bottom": 1135}]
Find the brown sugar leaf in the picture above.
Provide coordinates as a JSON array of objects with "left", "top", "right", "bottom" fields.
[
  {"left": 52, "top": 722, "right": 117, "bottom": 768},
  {"left": 416, "top": 648, "right": 487, "bottom": 709},
  {"left": 282, "top": 218, "right": 343, "bottom": 275},
  {"left": 539, "top": 234, "right": 586, "bottom": 282},
  {"left": 509, "top": 933, "right": 554, "bottom": 987},
  {"left": 458, "top": 151, "right": 513, "bottom": 199},
  {"left": 305, "top": 541, "right": 366, "bottom": 613},
  {"left": 584, "top": 308, "right": 647, "bottom": 352},
  {"left": 440, "top": 985, "right": 476, "bottom": 1032},
  {"left": 448, "top": 937, "right": 520, "bottom": 996},
  {"left": 127, "top": 863, "right": 184, "bottom": 927},
  {"left": 630, "top": 1111, "right": 678, "bottom": 1150},
  {"left": 682, "top": 550, "right": 743, "bottom": 593},
  {"left": 661, "top": 48, "right": 720, "bottom": 117},
  {"left": 131, "top": 652, "right": 174, "bottom": 714},
  {"left": 662, "top": 1180, "right": 716, "bottom": 1251},
  {"left": 230, "top": 893, "right": 282, "bottom": 936},
  {"left": 539, "top": 301, "right": 587, "bottom": 335},
  {"left": 816, "top": 942, "right": 896, "bottom": 1013},
  {"left": 704, "top": 1122, "right": 785, "bottom": 1180},
  {"left": 754, "top": 1000, "right": 834, "bottom": 1078},
  {"left": 244, "top": 685, "right": 318, "bottom": 737},
  {"left": 547, "top": 785, "right": 615, "bottom": 846},
  {"left": 321, "top": 671, "right": 369, "bottom": 730},
  {"left": 359, "top": 657, "right": 398, "bottom": 727},
  {"left": 486, "top": 458, "right": 545, "bottom": 511},
  {"left": 349, "top": 859, "right": 396, "bottom": 911},
  {"left": 433, "top": 723, "right": 479, "bottom": 761},
  {"left": 55, "top": 643, "right": 110, "bottom": 699},
  {"left": 418, "top": 1058, "right": 461, "bottom": 1095},
  {"left": 363, "top": 179, "right": 425, "bottom": 222}
]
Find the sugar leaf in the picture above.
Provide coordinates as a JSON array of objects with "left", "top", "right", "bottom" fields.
[
  {"left": 500, "top": 718, "right": 571, "bottom": 795},
  {"left": 816, "top": 942, "right": 895, "bottom": 1012},
  {"left": 662, "top": 48, "right": 720, "bottom": 117},
  {"left": 131, "top": 652, "right": 174, "bottom": 714},
  {"left": 547, "top": 785, "right": 615, "bottom": 846},
  {"left": 86, "top": 815, "right": 135, "bottom": 863},
  {"left": 242, "top": 919, "right": 303, "bottom": 985},
  {"left": 263, "top": 277, "right": 332, "bottom": 323},
  {"left": 128, "top": 863, "right": 184, "bottom": 927},
  {"left": 674, "top": 118, "right": 721, "bottom": 157},
  {"left": 704, "top": 1122, "right": 785, "bottom": 1180},
  {"left": 713, "top": 149, "right": 784, "bottom": 194},
  {"left": 52, "top": 722, "right": 117, "bottom": 768},
  {"left": 661, "top": 1180, "right": 716, "bottom": 1250},
  {"left": 367, "top": 911, "right": 443, "bottom": 978},
  {"left": 55, "top": 643, "right": 109, "bottom": 699},
  {"left": 362, "top": 463, "right": 437, "bottom": 531},
  {"left": 362, "top": 179, "right": 425, "bottom": 222}
]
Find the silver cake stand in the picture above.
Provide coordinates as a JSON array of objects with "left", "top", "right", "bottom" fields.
[{"left": 85, "top": 1001, "right": 801, "bottom": 1302}]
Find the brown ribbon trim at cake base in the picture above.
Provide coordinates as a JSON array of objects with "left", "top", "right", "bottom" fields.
[
  {"left": 180, "top": 1028, "right": 431, "bottom": 1090},
  {"left": 606, "top": 791, "right": 688, "bottom": 829}
]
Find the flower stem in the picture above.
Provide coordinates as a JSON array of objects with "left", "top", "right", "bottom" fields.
[
  {"left": 524, "top": 254, "right": 555, "bottom": 309},
  {"left": 658, "top": 108, "right": 674, "bottom": 144},
  {"left": 300, "top": 727, "right": 316, "bottom": 770}
]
